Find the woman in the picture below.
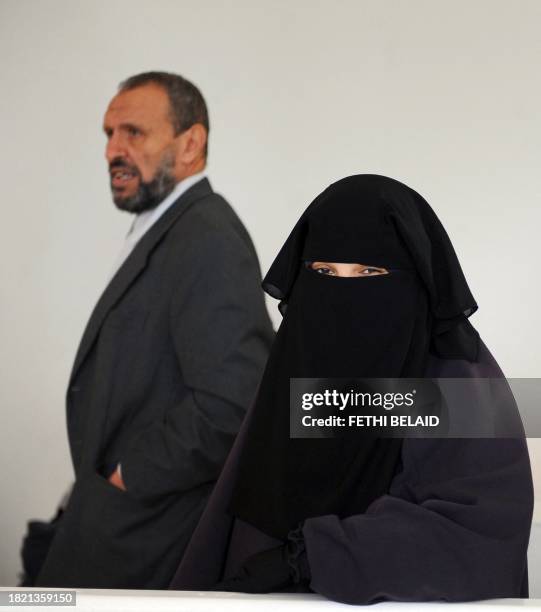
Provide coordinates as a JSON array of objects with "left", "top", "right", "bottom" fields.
[{"left": 169, "top": 174, "right": 533, "bottom": 603}]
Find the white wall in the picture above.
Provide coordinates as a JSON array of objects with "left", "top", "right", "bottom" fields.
[{"left": 0, "top": 0, "right": 539, "bottom": 588}]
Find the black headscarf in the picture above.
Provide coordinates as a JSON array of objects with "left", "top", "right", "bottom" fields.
[{"left": 228, "top": 174, "right": 480, "bottom": 539}]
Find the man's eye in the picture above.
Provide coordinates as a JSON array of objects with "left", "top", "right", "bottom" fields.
[{"left": 128, "top": 127, "right": 141, "bottom": 136}]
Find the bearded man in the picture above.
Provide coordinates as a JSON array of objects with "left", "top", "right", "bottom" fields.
[{"left": 35, "top": 71, "right": 274, "bottom": 589}]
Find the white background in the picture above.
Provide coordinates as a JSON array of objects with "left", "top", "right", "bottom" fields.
[{"left": 0, "top": 0, "right": 539, "bottom": 589}]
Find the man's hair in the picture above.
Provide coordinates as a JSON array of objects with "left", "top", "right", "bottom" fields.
[{"left": 119, "top": 71, "right": 209, "bottom": 157}]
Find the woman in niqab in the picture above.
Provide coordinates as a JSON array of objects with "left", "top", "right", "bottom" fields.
[{"left": 169, "top": 174, "right": 533, "bottom": 604}]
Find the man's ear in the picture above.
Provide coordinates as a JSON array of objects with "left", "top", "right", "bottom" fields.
[{"left": 177, "top": 123, "right": 207, "bottom": 163}]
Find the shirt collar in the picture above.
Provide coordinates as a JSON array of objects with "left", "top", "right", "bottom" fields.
[{"left": 130, "top": 170, "right": 207, "bottom": 237}]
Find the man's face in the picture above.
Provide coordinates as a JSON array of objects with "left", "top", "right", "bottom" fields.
[{"left": 103, "top": 84, "right": 179, "bottom": 213}]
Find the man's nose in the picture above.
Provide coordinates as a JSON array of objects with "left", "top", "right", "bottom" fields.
[{"left": 105, "top": 132, "right": 127, "bottom": 164}]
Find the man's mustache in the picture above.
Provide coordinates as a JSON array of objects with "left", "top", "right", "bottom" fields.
[{"left": 109, "top": 158, "right": 141, "bottom": 176}]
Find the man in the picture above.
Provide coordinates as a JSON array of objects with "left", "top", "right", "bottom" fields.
[{"left": 36, "top": 72, "right": 274, "bottom": 588}]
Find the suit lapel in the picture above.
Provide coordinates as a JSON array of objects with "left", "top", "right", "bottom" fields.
[{"left": 69, "top": 178, "right": 213, "bottom": 383}]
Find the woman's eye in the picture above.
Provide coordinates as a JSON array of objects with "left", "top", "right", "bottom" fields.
[
  {"left": 361, "top": 267, "right": 383, "bottom": 275},
  {"left": 315, "top": 267, "right": 335, "bottom": 275}
]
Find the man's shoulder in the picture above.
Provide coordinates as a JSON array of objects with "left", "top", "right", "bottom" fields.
[
  {"left": 154, "top": 184, "right": 264, "bottom": 283},
  {"left": 182, "top": 188, "right": 242, "bottom": 229},
  {"left": 169, "top": 186, "right": 255, "bottom": 251}
]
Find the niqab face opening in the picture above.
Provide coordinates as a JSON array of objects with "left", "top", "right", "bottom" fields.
[{"left": 229, "top": 174, "right": 480, "bottom": 539}]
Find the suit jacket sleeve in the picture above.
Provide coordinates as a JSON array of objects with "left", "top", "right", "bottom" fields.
[
  {"left": 303, "top": 437, "right": 533, "bottom": 604},
  {"left": 120, "top": 210, "right": 273, "bottom": 500}
]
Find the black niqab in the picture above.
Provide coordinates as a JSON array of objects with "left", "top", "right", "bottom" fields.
[{"left": 229, "top": 174, "right": 480, "bottom": 539}]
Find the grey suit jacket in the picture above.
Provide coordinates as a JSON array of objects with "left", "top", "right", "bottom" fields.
[{"left": 36, "top": 178, "right": 275, "bottom": 588}]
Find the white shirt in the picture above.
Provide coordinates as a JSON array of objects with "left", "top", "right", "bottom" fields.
[{"left": 110, "top": 170, "right": 207, "bottom": 280}]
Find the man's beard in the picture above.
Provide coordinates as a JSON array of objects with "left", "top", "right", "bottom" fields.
[{"left": 109, "top": 151, "right": 177, "bottom": 214}]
